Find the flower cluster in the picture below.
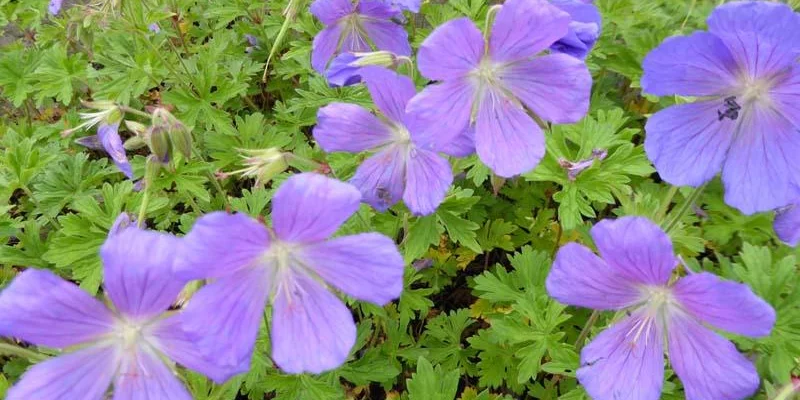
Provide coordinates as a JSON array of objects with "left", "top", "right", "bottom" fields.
[
  {"left": 0, "top": 173, "right": 404, "bottom": 397},
  {"left": 11, "top": 0, "right": 797, "bottom": 398},
  {"left": 310, "top": 0, "right": 597, "bottom": 215}
]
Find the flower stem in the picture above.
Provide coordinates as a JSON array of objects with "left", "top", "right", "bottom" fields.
[
  {"left": 663, "top": 185, "right": 706, "bottom": 234},
  {"left": 206, "top": 170, "right": 231, "bottom": 209},
  {"left": 118, "top": 105, "right": 152, "bottom": 119},
  {"left": 0, "top": 342, "right": 48, "bottom": 362},
  {"left": 137, "top": 185, "right": 151, "bottom": 228},
  {"left": 772, "top": 382, "right": 798, "bottom": 400},
  {"left": 656, "top": 186, "right": 678, "bottom": 221},
  {"left": 263, "top": 0, "right": 304, "bottom": 82},
  {"left": 575, "top": 310, "right": 600, "bottom": 349}
]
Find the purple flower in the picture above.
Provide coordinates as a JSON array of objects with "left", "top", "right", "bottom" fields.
[
  {"left": 558, "top": 148, "right": 607, "bottom": 181},
  {"left": 109, "top": 212, "right": 134, "bottom": 234},
  {"left": 0, "top": 226, "right": 229, "bottom": 399},
  {"left": 642, "top": 1, "right": 800, "bottom": 215},
  {"left": 48, "top": 0, "right": 63, "bottom": 15},
  {"left": 245, "top": 34, "right": 259, "bottom": 53},
  {"left": 175, "top": 173, "right": 404, "bottom": 375},
  {"left": 379, "top": 0, "right": 420, "bottom": 13},
  {"left": 326, "top": 53, "right": 364, "bottom": 86},
  {"left": 310, "top": 0, "right": 411, "bottom": 74},
  {"left": 76, "top": 123, "right": 134, "bottom": 179},
  {"left": 408, "top": 0, "right": 592, "bottom": 177},
  {"left": 148, "top": 23, "right": 161, "bottom": 33},
  {"left": 775, "top": 203, "right": 800, "bottom": 247},
  {"left": 549, "top": 0, "right": 602, "bottom": 59},
  {"left": 314, "top": 67, "right": 465, "bottom": 215},
  {"left": 546, "top": 216, "right": 776, "bottom": 400}
]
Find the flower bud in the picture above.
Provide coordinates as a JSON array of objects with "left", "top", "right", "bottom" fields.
[
  {"left": 125, "top": 120, "right": 148, "bottom": 137},
  {"left": 123, "top": 135, "right": 147, "bottom": 151},
  {"left": 147, "top": 126, "right": 172, "bottom": 165},
  {"left": 151, "top": 107, "right": 192, "bottom": 160}
]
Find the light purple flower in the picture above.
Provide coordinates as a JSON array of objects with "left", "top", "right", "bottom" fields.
[
  {"left": 48, "top": 0, "right": 63, "bottom": 15},
  {"left": 326, "top": 53, "right": 366, "bottom": 87},
  {"left": 0, "top": 226, "right": 228, "bottom": 399},
  {"left": 558, "top": 148, "right": 607, "bottom": 181},
  {"left": 549, "top": 0, "right": 602, "bottom": 59},
  {"left": 379, "top": 0, "right": 420, "bottom": 13},
  {"left": 148, "top": 23, "right": 161, "bottom": 33},
  {"left": 642, "top": 1, "right": 800, "bottom": 215},
  {"left": 175, "top": 173, "right": 404, "bottom": 375},
  {"left": 408, "top": 0, "right": 592, "bottom": 177},
  {"left": 546, "top": 216, "right": 776, "bottom": 400},
  {"left": 310, "top": 0, "right": 411, "bottom": 74},
  {"left": 245, "top": 34, "right": 259, "bottom": 53},
  {"left": 775, "top": 203, "right": 800, "bottom": 247},
  {"left": 314, "top": 67, "right": 463, "bottom": 215},
  {"left": 76, "top": 123, "right": 134, "bottom": 179}
]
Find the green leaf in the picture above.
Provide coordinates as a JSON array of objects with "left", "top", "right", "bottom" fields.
[
  {"left": 404, "top": 214, "right": 441, "bottom": 262},
  {"left": 30, "top": 44, "right": 88, "bottom": 105},
  {"left": 407, "top": 357, "right": 460, "bottom": 400},
  {"left": 438, "top": 211, "right": 482, "bottom": 253}
]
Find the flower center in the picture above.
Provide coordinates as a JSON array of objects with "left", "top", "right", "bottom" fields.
[
  {"left": 262, "top": 239, "right": 297, "bottom": 275},
  {"left": 643, "top": 286, "right": 675, "bottom": 314},
  {"left": 116, "top": 320, "right": 144, "bottom": 350},
  {"left": 471, "top": 58, "right": 501, "bottom": 87},
  {"left": 624, "top": 286, "right": 677, "bottom": 345},
  {"left": 390, "top": 124, "right": 412, "bottom": 145},
  {"left": 739, "top": 79, "right": 771, "bottom": 104}
]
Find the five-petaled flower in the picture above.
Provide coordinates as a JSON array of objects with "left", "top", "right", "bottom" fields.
[
  {"left": 175, "top": 173, "right": 405, "bottom": 375},
  {"left": 546, "top": 216, "right": 776, "bottom": 400},
  {"left": 642, "top": 1, "right": 800, "bottom": 215},
  {"left": 774, "top": 202, "right": 800, "bottom": 247},
  {"left": 408, "top": 0, "right": 592, "bottom": 177},
  {"left": 310, "top": 0, "right": 411, "bottom": 76},
  {"left": 0, "top": 219, "right": 228, "bottom": 399},
  {"left": 314, "top": 67, "right": 468, "bottom": 215}
]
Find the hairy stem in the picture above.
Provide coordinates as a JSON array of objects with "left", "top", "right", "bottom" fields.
[
  {"left": 137, "top": 184, "right": 151, "bottom": 228},
  {"left": 574, "top": 310, "right": 600, "bottom": 349},
  {"left": 663, "top": 185, "right": 706, "bottom": 234},
  {"left": 0, "top": 342, "right": 48, "bottom": 362}
]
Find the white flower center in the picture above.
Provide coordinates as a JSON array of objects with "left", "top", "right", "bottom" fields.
[
  {"left": 738, "top": 79, "right": 772, "bottom": 105},
  {"left": 390, "top": 123, "right": 412, "bottom": 145},
  {"left": 115, "top": 320, "right": 144, "bottom": 350},
  {"left": 625, "top": 286, "right": 678, "bottom": 345}
]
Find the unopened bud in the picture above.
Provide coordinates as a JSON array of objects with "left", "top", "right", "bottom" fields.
[
  {"left": 151, "top": 107, "right": 192, "bottom": 160},
  {"left": 170, "top": 125, "right": 193, "bottom": 159},
  {"left": 147, "top": 126, "right": 171, "bottom": 164},
  {"left": 123, "top": 135, "right": 147, "bottom": 151},
  {"left": 125, "top": 120, "right": 148, "bottom": 137}
]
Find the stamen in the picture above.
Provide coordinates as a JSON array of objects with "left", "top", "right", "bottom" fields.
[{"left": 717, "top": 96, "right": 741, "bottom": 121}]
